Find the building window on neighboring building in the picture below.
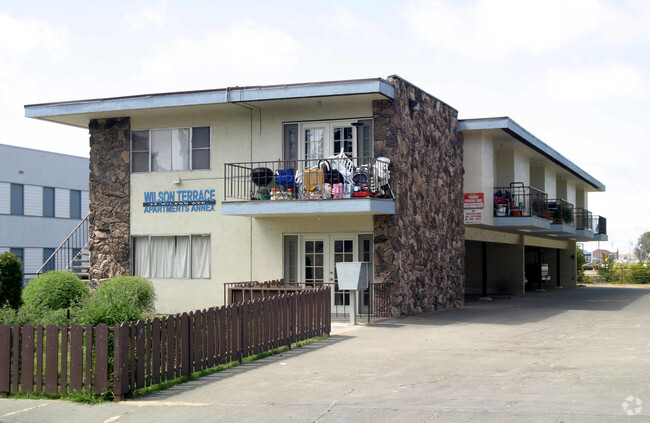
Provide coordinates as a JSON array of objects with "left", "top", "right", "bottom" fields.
[
  {"left": 10, "top": 248, "right": 24, "bottom": 272},
  {"left": 43, "top": 187, "right": 55, "bottom": 217},
  {"left": 10, "top": 184, "right": 23, "bottom": 215},
  {"left": 42, "top": 248, "right": 55, "bottom": 272},
  {"left": 131, "top": 127, "right": 211, "bottom": 173},
  {"left": 70, "top": 190, "right": 81, "bottom": 219},
  {"left": 133, "top": 235, "right": 211, "bottom": 279}
]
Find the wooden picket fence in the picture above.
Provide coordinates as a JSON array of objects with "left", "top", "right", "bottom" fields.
[{"left": 0, "top": 287, "right": 330, "bottom": 400}]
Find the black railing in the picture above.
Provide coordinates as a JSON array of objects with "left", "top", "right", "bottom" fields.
[
  {"left": 493, "top": 183, "right": 548, "bottom": 218},
  {"left": 36, "top": 213, "right": 89, "bottom": 276},
  {"left": 593, "top": 216, "right": 607, "bottom": 235},
  {"left": 547, "top": 199, "right": 575, "bottom": 225},
  {"left": 575, "top": 208, "right": 593, "bottom": 231},
  {"left": 224, "top": 156, "right": 393, "bottom": 202}
]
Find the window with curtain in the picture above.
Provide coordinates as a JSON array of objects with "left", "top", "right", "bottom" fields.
[
  {"left": 133, "top": 235, "right": 210, "bottom": 279},
  {"left": 131, "top": 126, "right": 211, "bottom": 172}
]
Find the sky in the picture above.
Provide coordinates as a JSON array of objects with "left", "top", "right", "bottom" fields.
[{"left": 1, "top": 0, "right": 648, "bottom": 254}]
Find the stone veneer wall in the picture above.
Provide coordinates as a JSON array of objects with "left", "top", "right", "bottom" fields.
[
  {"left": 373, "top": 76, "right": 465, "bottom": 315},
  {"left": 88, "top": 118, "right": 131, "bottom": 286}
]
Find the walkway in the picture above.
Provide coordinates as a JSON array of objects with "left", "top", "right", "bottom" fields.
[{"left": 1, "top": 286, "right": 649, "bottom": 422}]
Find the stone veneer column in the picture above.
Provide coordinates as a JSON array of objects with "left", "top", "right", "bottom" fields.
[
  {"left": 88, "top": 118, "right": 131, "bottom": 286},
  {"left": 373, "top": 76, "right": 465, "bottom": 316}
]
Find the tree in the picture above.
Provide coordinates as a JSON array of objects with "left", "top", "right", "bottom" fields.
[
  {"left": 0, "top": 252, "right": 24, "bottom": 309},
  {"left": 636, "top": 232, "right": 650, "bottom": 261},
  {"left": 576, "top": 246, "right": 585, "bottom": 282}
]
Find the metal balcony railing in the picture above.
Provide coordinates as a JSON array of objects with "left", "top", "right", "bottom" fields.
[
  {"left": 547, "top": 199, "right": 575, "bottom": 226},
  {"left": 224, "top": 156, "right": 393, "bottom": 202},
  {"left": 493, "top": 183, "right": 548, "bottom": 218},
  {"left": 575, "top": 208, "right": 594, "bottom": 231},
  {"left": 592, "top": 215, "right": 607, "bottom": 235}
]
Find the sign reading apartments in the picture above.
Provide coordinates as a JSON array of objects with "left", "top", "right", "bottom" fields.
[{"left": 143, "top": 189, "right": 216, "bottom": 213}]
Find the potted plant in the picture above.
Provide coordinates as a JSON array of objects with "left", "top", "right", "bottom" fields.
[
  {"left": 562, "top": 207, "right": 574, "bottom": 224},
  {"left": 552, "top": 208, "right": 562, "bottom": 223}
]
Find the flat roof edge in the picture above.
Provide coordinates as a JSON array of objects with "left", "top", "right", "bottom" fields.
[
  {"left": 459, "top": 117, "right": 606, "bottom": 191},
  {"left": 25, "top": 78, "right": 395, "bottom": 119}
]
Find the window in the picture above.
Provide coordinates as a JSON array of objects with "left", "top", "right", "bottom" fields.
[
  {"left": 10, "top": 248, "right": 24, "bottom": 272},
  {"left": 43, "top": 187, "right": 55, "bottom": 217},
  {"left": 131, "top": 127, "right": 210, "bottom": 172},
  {"left": 43, "top": 248, "right": 55, "bottom": 272},
  {"left": 10, "top": 184, "right": 23, "bottom": 215},
  {"left": 133, "top": 235, "right": 210, "bottom": 279},
  {"left": 70, "top": 190, "right": 81, "bottom": 219}
]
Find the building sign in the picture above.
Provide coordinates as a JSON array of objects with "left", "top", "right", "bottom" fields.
[
  {"left": 464, "top": 209, "right": 483, "bottom": 224},
  {"left": 463, "top": 193, "right": 484, "bottom": 209},
  {"left": 143, "top": 189, "right": 216, "bottom": 213},
  {"left": 464, "top": 193, "right": 484, "bottom": 224}
]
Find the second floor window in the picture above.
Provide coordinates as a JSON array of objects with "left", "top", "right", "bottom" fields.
[{"left": 131, "top": 126, "right": 210, "bottom": 173}]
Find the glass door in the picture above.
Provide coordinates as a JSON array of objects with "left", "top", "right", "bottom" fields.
[{"left": 331, "top": 237, "right": 355, "bottom": 313}]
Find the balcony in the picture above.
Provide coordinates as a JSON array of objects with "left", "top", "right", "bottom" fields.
[
  {"left": 222, "top": 156, "right": 395, "bottom": 217},
  {"left": 547, "top": 199, "right": 576, "bottom": 234},
  {"left": 493, "top": 184, "right": 550, "bottom": 230},
  {"left": 592, "top": 216, "right": 608, "bottom": 241}
]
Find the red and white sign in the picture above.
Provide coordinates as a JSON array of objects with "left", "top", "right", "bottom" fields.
[
  {"left": 464, "top": 193, "right": 484, "bottom": 209},
  {"left": 464, "top": 209, "right": 484, "bottom": 224}
]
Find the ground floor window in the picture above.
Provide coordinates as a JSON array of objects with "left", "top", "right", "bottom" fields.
[{"left": 133, "top": 234, "right": 210, "bottom": 279}]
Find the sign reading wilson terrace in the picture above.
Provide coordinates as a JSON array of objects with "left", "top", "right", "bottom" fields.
[{"left": 143, "top": 189, "right": 216, "bottom": 213}]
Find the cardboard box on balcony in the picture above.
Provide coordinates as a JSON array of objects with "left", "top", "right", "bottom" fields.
[{"left": 304, "top": 168, "right": 324, "bottom": 187}]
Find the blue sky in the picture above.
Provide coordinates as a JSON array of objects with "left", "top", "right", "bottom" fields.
[{"left": 1, "top": 0, "right": 648, "bottom": 255}]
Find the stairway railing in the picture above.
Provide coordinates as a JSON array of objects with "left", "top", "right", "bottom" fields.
[{"left": 37, "top": 212, "right": 90, "bottom": 276}]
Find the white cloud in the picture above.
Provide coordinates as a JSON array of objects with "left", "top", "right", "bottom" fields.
[
  {"left": 125, "top": 0, "right": 169, "bottom": 31},
  {"left": 139, "top": 22, "right": 299, "bottom": 87},
  {"left": 0, "top": 13, "right": 67, "bottom": 57},
  {"left": 403, "top": 0, "right": 624, "bottom": 58},
  {"left": 545, "top": 63, "right": 648, "bottom": 100}
]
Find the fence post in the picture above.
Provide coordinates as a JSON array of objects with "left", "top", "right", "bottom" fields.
[
  {"left": 113, "top": 323, "right": 129, "bottom": 401},
  {"left": 181, "top": 313, "right": 190, "bottom": 377},
  {"left": 94, "top": 324, "right": 108, "bottom": 395},
  {"left": 44, "top": 325, "right": 58, "bottom": 394},
  {"left": 20, "top": 325, "right": 35, "bottom": 394},
  {"left": 0, "top": 325, "right": 10, "bottom": 397}
]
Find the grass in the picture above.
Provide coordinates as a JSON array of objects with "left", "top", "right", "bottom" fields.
[{"left": 4, "top": 336, "right": 325, "bottom": 404}]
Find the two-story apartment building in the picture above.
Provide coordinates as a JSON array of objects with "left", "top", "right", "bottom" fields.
[
  {"left": 23, "top": 75, "right": 606, "bottom": 315},
  {"left": 0, "top": 144, "right": 89, "bottom": 282}
]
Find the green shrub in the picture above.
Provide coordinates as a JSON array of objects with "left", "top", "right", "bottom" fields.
[
  {"left": 22, "top": 271, "right": 89, "bottom": 312},
  {"left": 0, "top": 252, "right": 24, "bottom": 309},
  {"left": 624, "top": 263, "right": 650, "bottom": 284},
  {"left": 75, "top": 276, "right": 156, "bottom": 326}
]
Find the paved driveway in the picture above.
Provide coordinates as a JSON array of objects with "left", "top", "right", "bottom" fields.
[{"left": 1, "top": 286, "right": 650, "bottom": 422}]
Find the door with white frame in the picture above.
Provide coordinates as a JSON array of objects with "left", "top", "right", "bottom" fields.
[
  {"left": 301, "top": 121, "right": 357, "bottom": 167},
  {"left": 297, "top": 233, "right": 372, "bottom": 315}
]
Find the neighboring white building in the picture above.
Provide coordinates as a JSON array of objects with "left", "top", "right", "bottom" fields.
[{"left": 0, "top": 144, "right": 89, "bottom": 281}]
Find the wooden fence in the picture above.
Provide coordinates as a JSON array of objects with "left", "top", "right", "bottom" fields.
[{"left": 0, "top": 288, "right": 330, "bottom": 400}]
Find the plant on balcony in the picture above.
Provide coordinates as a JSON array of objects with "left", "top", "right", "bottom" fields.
[
  {"left": 562, "top": 208, "right": 574, "bottom": 224},
  {"left": 552, "top": 208, "right": 562, "bottom": 223}
]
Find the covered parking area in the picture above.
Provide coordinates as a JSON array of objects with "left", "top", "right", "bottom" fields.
[{"left": 465, "top": 227, "right": 576, "bottom": 297}]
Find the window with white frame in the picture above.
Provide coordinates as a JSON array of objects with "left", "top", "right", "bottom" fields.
[
  {"left": 131, "top": 126, "right": 210, "bottom": 172},
  {"left": 132, "top": 235, "right": 211, "bottom": 279}
]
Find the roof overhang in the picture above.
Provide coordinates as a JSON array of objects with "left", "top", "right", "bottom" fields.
[
  {"left": 459, "top": 117, "right": 605, "bottom": 192},
  {"left": 25, "top": 78, "right": 395, "bottom": 128}
]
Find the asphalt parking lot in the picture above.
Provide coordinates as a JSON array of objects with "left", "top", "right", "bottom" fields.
[{"left": 1, "top": 286, "right": 649, "bottom": 422}]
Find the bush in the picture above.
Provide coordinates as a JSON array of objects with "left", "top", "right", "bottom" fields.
[
  {"left": 625, "top": 263, "right": 650, "bottom": 284},
  {"left": 75, "top": 276, "right": 156, "bottom": 326},
  {"left": 22, "top": 271, "right": 89, "bottom": 312},
  {"left": 0, "top": 252, "right": 24, "bottom": 309},
  {"left": 0, "top": 304, "right": 73, "bottom": 326}
]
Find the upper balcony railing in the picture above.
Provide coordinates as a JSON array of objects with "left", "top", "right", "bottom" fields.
[
  {"left": 224, "top": 155, "right": 393, "bottom": 202},
  {"left": 547, "top": 199, "right": 575, "bottom": 226},
  {"left": 493, "top": 183, "right": 548, "bottom": 218},
  {"left": 593, "top": 216, "right": 607, "bottom": 235},
  {"left": 575, "top": 208, "right": 593, "bottom": 231}
]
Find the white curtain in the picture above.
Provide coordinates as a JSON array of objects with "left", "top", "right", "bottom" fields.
[
  {"left": 171, "top": 128, "right": 190, "bottom": 170},
  {"left": 151, "top": 237, "right": 175, "bottom": 278},
  {"left": 134, "top": 237, "right": 151, "bottom": 278},
  {"left": 192, "top": 235, "right": 211, "bottom": 278},
  {"left": 174, "top": 236, "right": 190, "bottom": 278}
]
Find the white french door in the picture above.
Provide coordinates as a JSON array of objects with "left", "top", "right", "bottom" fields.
[
  {"left": 300, "top": 121, "right": 357, "bottom": 164},
  {"left": 302, "top": 234, "right": 356, "bottom": 313}
]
